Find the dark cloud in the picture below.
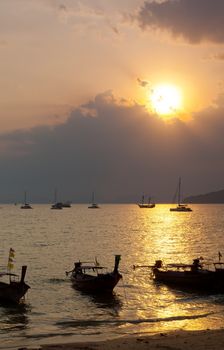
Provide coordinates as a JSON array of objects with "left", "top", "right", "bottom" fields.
[
  {"left": 0, "top": 91, "right": 224, "bottom": 203},
  {"left": 59, "top": 4, "right": 67, "bottom": 12},
  {"left": 137, "top": 78, "right": 150, "bottom": 87},
  {"left": 111, "top": 25, "right": 119, "bottom": 35},
  {"left": 138, "top": 0, "right": 224, "bottom": 44}
]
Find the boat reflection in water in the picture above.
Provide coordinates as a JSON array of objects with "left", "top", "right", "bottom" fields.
[
  {"left": 0, "top": 303, "right": 30, "bottom": 331},
  {"left": 79, "top": 290, "right": 123, "bottom": 316}
]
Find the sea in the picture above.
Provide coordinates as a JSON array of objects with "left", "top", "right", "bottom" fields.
[{"left": 0, "top": 204, "right": 224, "bottom": 349}]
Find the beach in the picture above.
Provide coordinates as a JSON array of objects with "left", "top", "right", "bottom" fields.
[{"left": 20, "top": 329, "right": 224, "bottom": 350}]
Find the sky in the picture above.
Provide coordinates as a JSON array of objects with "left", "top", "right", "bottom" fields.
[{"left": 0, "top": 0, "right": 224, "bottom": 203}]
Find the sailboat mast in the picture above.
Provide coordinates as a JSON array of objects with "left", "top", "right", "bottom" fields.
[
  {"left": 178, "top": 177, "right": 181, "bottom": 205},
  {"left": 54, "top": 188, "right": 57, "bottom": 203}
]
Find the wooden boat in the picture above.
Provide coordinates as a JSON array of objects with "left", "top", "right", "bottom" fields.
[
  {"left": 138, "top": 195, "right": 155, "bottom": 208},
  {"left": 0, "top": 266, "right": 30, "bottom": 303},
  {"left": 134, "top": 255, "right": 224, "bottom": 292},
  {"left": 88, "top": 192, "right": 100, "bottom": 209},
  {"left": 152, "top": 258, "right": 224, "bottom": 291},
  {"left": 21, "top": 191, "right": 32, "bottom": 209},
  {"left": 212, "top": 251, "right": 224, "bottom": 278},
  {"left": 170, "top": 177, "right": 192, "bottom": 212},
  {"left": 152, "top": 259, "right": 214, "bottom": 289},
  {"left": 66, "top": 255, "right": 122, "bottom": 293},
  {"left": 214, "top": 262, "right": 224, "bottom": 274}
]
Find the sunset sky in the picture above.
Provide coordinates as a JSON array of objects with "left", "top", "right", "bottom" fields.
[{"left": 0, "top": 0, "right": 224, "bottom": 203}]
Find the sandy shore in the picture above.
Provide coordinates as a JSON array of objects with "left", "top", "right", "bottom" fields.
[{"left": 19, "top": 329, "right": 224, "bottom": 350}]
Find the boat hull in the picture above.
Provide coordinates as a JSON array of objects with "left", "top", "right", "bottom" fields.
[
  {"left": 170, "top": 207, "right": 192, "bottom": 212},
  {"left": 51, "top": 202, "right": 63, "bottom": 209},
  {"left": 153, "top": 268, "right": 224, "bottom": 291},
  {"left": 0, "top": 281, "right": 30, "bottom": 303},
  {"left": 88, "top": 204, "right": 99, "bottom": 209},
  {"left": 21, "top": 205, "right": 32, "bottom": 209},
  {"left": 138, "top": 204, "right": 155, "bottom": 208},
  {"left": 71, "top": 271, "right": 122, "bottom": 293}
]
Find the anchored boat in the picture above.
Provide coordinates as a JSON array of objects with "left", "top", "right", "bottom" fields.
[
  {"left": 88, "top": 192, "right": 100, "bottom": 209},
  {"left": 20, "top": 191, "right": 32, "bottom": 209},
  {"left": 138, "top": 195, "right": 155, "bottom": 208},
  {"left": 66, "top": 255, "right": 122, "bottom": 293},
  {"left": 0, "top": 265, "right": 30, "bottom": 303},
  {"left": 134, "top": 255, "right": 224, "bottom": 292},
  {"left": 170, "top": 177, "right": 192, "bottom": 212}
]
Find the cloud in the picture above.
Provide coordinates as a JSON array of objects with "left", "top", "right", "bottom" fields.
[
  {"left": 58, "top": 4, "right": 67, "bottom": 12},
  {"left": 110, "top": 25, "right": 120, "bottom": 35},
  {"left": 137, "top": 78, "right": 150, "bottom": 87},
  {"left": 137, "top": 0, "right": 224, "bottom": 44},
  {"left": 1, "top": 91, "right": 224, "bottom": 203},
  {"left": 212, "top": 52, "right": 224, "bottom": 60}
]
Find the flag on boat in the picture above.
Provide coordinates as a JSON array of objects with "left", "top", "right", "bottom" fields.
[
  {"left": 9, "top": 248, "right": 15, "bottom": 257},
  {"left": 95, "top": 257, "right": 100, "bottom": 266},
  {"left": 7, "top": 248, "right": 15, "bottom": 270}
]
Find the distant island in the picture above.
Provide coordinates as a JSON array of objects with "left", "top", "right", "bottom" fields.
[{"left": 184, "top": 189, "right": 224, "bottom": 203}]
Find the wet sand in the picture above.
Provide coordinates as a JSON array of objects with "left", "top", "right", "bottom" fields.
[{"left": 20, "top": 329, "right": 224, "bottom": 350}]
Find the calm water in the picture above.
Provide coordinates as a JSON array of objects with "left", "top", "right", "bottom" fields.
[{"left": 0, "top": 204, "right": 224, "bottom": 349}]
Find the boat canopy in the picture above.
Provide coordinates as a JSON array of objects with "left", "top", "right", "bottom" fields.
[
  {"left": 166, "top": 263, "right": 194, "bottom": 268},
  {"left": 78, "top": 265, "right": 106, "bottom": 270},
  {"left": 0, "top": 272, "right": 18, "bottom": 277},
  {"left": 214, "top": 262, "right": 224, "bottom": 267}
]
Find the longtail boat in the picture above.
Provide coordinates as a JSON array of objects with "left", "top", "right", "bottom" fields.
[
  {"left": 0, "top": 266, "right": 30, "bottom": 303},
  {"left": 152, "top": 259, "right": 215, "bottom": 289},
  {"left": 66, "top": 255, "right": 122, "bottom": 293},
  {"left": 134, "top": 255, "right": 224, "bottom": 292}
]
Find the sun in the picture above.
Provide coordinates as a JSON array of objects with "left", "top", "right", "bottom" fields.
[{"left": 149, "top": 84, "right": 182, "bottom": 117}]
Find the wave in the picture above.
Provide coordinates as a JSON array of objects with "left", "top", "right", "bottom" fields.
[
  {"left": 47, "top": 278, "right": 67, "bottom": 284},
  {"left": 56, "top": 312, "right": 213, "bottom": 328}
]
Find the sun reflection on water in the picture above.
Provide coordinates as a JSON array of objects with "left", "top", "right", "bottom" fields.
[
  {"left": 1, "top": 204, "right": 224, "bottom": 346},
  {"left": 126, "top": 204, "right": 224, "bottom": 334}
]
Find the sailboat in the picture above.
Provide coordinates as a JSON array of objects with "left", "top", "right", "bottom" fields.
[
  {"left": 138, "top": 195, "right": 155, "bottom": 208},
  {"left": 20, "top": 191, "right": 32, "bottom": 209},
  {"left": 170, "top": 177, "right": 192, "bottom": 212},
  {"left": 88, "top": 192, "right": 100, "bottom": 209},
  {"left": 51, "top": 188, "right": 63, "bottom": 209}
]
